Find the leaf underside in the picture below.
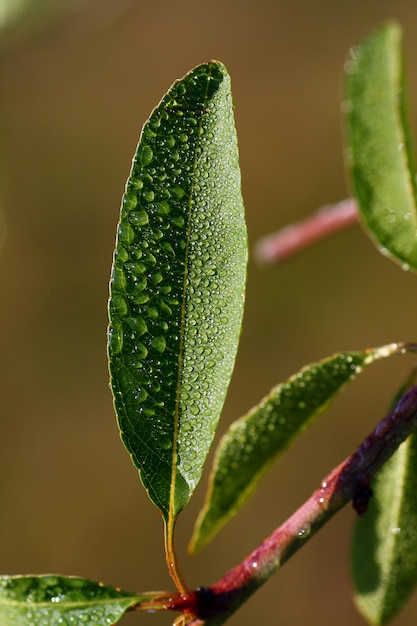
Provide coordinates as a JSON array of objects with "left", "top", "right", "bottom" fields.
[
  {"left": 108, "top": 61, "right": 247, "bottom": 522},
  {"left": 190, "top": 344, "right": 404, "bottom": 554},
  {"left": 0, "top": 575, "right": 145, "bottom": 626},
  {"left": 345, "top": 21, "right": 417, "bottom": 271}
]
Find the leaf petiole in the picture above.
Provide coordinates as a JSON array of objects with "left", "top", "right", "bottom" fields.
[{"left": 164, "top": 519, "right": 190, "bottom": 595}]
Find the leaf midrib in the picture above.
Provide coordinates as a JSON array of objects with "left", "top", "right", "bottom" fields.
[
  {"left": 379, "top": 441, "right": 407, "bottom": 598},
  {"left": 168, "top": 62, "right": 217, "bottom": 524},
  {"left": 0, "top": 597, "right": 135, "bottom": 610}
]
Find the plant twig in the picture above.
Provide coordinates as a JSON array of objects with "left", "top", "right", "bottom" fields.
[
  {"left": 255, "top": 198, "right": 358, "bottom": 264},
  {"left": 183, "top": 384, "right": 417, "bottom": 624},
  {"left": 133, "top": 380, "right": 417, "bottom": 623}
]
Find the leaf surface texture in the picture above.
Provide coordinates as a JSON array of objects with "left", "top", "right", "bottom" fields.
[
  {"left": 345, "top": 22, "right": 417, "bottom": 271},
  {"left": 0, "top": 575, "right": 146, "bottom": 626},
  {"left": 352, "top": 377, "right": 417, "bottom": 625},
  {"left": 190, "top": 345, "right": 404, "bottom": 553},
  {"left": 108, "top": 62, "right": 247, "bottom": 521}
]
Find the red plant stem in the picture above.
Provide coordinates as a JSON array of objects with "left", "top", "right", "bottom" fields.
[
  {"left": 255, "top": 198, "right": 358, "bottom": 264},
  {"left": 131, "top": 380, "right": 417, "bottom": 623},
  {"left": 184, "top": 384, "right": 417, "bottom": 625}
]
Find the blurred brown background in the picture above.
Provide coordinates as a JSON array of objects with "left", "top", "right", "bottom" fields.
[{"left": 1, "top": 1, "right": 417, "bottom": 624}]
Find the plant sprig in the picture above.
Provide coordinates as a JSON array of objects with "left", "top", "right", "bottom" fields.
[{"left": 2, "top": 19, "right": 417, "bottom": 626}]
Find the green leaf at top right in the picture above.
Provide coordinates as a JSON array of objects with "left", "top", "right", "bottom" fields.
[{"left": 344, "top": 21, "right": 417, "bottom": 271}]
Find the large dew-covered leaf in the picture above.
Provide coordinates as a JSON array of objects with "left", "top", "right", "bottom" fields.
[
  {"left": 189, "top": 344, "right": 405, "bottom": 554},
  {"left": 351, "top": 381, "right": 417, "bottom": 624},
  {"left": 108, "top": 62, "right": 247, "bottom": 523},
  {"left": 344, "top": 22, "right": 417, "bottom": 271},
  {"left": 0, "top": 575, "right": 148, "bottom": 625}
]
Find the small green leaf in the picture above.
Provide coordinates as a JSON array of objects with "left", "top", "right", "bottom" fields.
[
  {"left": 189, "top": 344, "right": 404, "bottom": 554},
  {"left": 0, "top": 575, "right": 147, "bottom": 625},
  {"left": 344, "top": 22, "right": 417, "bottom": 271},
  {"left": 108, "top": 62, "right": 247, "bottom": 524},
  {"left": 352, "top": 383, "right": 417, "bottom": 624}
]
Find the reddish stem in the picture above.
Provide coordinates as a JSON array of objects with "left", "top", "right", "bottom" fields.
[
  {"left": 131, "top": 382, "right": 417, "bottom": 624},
  {"left": 255, "top": 198, "right": 358, "bottom": 264},
  {"left": 186, "top": 384, "right": 417, "bottom": 624}
]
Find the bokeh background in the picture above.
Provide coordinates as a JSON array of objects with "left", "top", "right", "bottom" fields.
[{"left": 1, "top": 1, "right": 417, "bottom": 624}]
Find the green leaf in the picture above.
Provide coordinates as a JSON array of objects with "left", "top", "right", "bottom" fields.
[
  {"left": 189, "top": 344, "right": 404, "bottom": 554},
  {"left": 344, "top": 21, "right": 417, "bottom": 271},
  {"left": 0, "top": 575, "right": 148, "bottom": 625},
  {"left": 351, "top": 382, "right": 417, "bottom": 624},
  {"left": 108, "top": 62, "right": 247, "bottom": 523}
]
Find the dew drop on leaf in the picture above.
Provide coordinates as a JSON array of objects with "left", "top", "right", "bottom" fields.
[{"left": 140, "top": 145, "right": 153, "bottom": 166}]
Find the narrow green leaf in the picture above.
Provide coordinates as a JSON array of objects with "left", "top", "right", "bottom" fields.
[
  {"left": 352, "top": 380, "right": 417, "bottom": 624},
  {"left": 108, "top": 62, "right": 247, "bottom": 522},
  {"left": 344, "top": 21, "right": 417, "bottom": 271},
  {"left": 189, "top": 344, "right": 404, "bottom": 554},
  {"left": 0, "top": 575, "right": 148, "bottom": 625}
]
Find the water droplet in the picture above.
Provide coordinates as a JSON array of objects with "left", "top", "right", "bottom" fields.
[
  {"left": 157, "top": 201, "right": 171, "bottom": 215},
  {"left": 112, "top": 294, "right": 128, "bottom": 317},
  {"left": 130, "top": 209, "right": 149, "bottom": 226},
  {"left": 152, "top": 336, "right": 166, "bottom": 353},
  {"left": 140, "top": 145, "right": 153, "bottom": 166},
  {"left": 344, "top": 60, "right": 357, "bottom": 75},
  {"left": 375, "top": 343, "right": 397, "bottom": 359},
  {"left": 162, "top": 242, "right": 175, "bottom": 257},
  {"left": 135, "top": 342, "right": 148, "bottom": 359},
  {"left": 123, "top": 191, "right": 138, "bottom": 211},
  {"left": 150, "top": 272, "right": 163, "bottom": 284},
  {"left": 297, "top": 525, "right": 311, "bottom": 539},
  {"left": 116, "top": 245, "right": 129, "bottom": 263},
  {"left": 118, "top": 222, "right": 136, "bottom": 244},
  {"left": 173, "top": 186, "right": 186, "bottom": 199},
  {"left": 349, "top": 44, "right": 363, "bottom": 60},
  {"left": 143, "top": 190, "right": 155, "bottom": 202},
  {"left": 145, "top": 306, "right": 159, "bottom": 320},
  {"left": 112, "top": 266, "right": 126, "bottom": 290},
  {"left": 161, "top": 437, "right": 173, "bottom": 450},
  {"left": 149, "top": 114, "right": 161, "bottom": 130},
  {"left": 130, "top": 316, "right": 147, "bottom": 336},
  {"left": 391, "top": 527, "right": 401, "bottom": 535}
]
